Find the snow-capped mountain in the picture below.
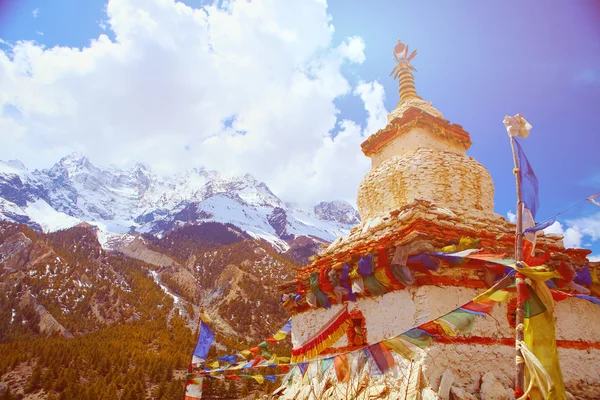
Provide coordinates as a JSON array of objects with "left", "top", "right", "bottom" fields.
[{"left": 0, "top": 154, "right": 360, "bottom": 251}]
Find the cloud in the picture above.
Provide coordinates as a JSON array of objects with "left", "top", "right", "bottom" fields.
[
  {"left": 36, "top": 31, "right": 44, "bottom": 36},
  {"left": 567, "top": 211, "right": 600, "bottom": 241},
  {"left": 0, "top": 0, "right": 384, "bottom": 206},
  {"left": 337, "top": 36, "right": 366, "bottom": 64},
  {"left": 354, "top": 81, "right": 387, "bottom": 135},
  {"left": 506, "top": 210, "right": 516, "bottom": 223},
  {"left": 544, "top": 221, "right": 583, "bottom": 248},
  {"left": 32, "top": 8, "right": 39, "bottom": 18},
  {"left": 543, "top": 211, "right": 600, "bottom": 251}
]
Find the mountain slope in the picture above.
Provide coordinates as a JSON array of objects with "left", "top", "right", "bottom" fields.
[{"left": 0, "top": 220, "right": 298, "bottom": 398}]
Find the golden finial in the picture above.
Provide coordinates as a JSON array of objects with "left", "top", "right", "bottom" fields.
[{"left": 389, "top": 39, "right": 421, "bottom": 102}]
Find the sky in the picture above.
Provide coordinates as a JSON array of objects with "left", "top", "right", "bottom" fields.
[{"left": 0, "top": 0, "right": 599, "bottom": 258}]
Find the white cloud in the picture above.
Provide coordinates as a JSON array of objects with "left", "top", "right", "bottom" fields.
[
  {"left": 36, "top": 31, "right": 44, "bottom": 37},
  {"left": 32, "top": 8, "right": 40, "bottom": 18},
  {"left": 544, "top": 221, "right": 583, "bottom": 248},
  {"left": 589, "top": 255, "right": 600, "bottom": 262},
  {"left": 544, "top": 212, "right": 600, "bottom": 251},
  {"left": 354, "top": 81, "right": 387, "bottom": 135},
  {"left": 567, "top": 211, "right": 600, "bottom": 241},
  {"left": 0, "top": 0, "right": 384, "bottom": 206},
  {"left": 337, "top": 36, "right": 366, "bottom": 64},
  {"left": 506, "top": 210, "right": 516, "bottom": 223}
]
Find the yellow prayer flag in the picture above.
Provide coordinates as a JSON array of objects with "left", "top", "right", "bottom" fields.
[
  {"left": 267, "top": 354, "right": 278, "bottom": 365},
  {"left": 474, "top": 288, "right": 511, "bottom": 303},
  {"left": 272, "top": 331, "right": 287, "bottom": 341},
  {"left": 523, "top": 281, "right": 567, "bottom": 400},
  {"left": 251, "top": 375, "right": 265, "bottom": 384},
  {"left": 508, "top": 263, "right": 562, "bottom": 282},
  {"left": 591, "top": 266, "right": 599, "bottom": 284},
  {"left": 381, "top": 337, "right": 414, "bottom": 360},
  {"left": 240, "top": 350, "right": 252, "bottom": 358}
]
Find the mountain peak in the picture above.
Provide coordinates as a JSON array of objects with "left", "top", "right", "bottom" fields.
[
  {"left": 314, "top": 200, "right": 361, "bottom": 225},
  {"left": 60, "top": 151, "right": 87, "bottom": 163},
  {"left": 0, "top": 152, "right": 359, "bottom": 249}
]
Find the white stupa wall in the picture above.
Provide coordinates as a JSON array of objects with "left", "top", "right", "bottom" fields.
[
  {"left": 369, "top": 127, "right": 466, "bottom": 168},
  {"left": 290, "top": 286, "right": 600, "bottom": 398}
]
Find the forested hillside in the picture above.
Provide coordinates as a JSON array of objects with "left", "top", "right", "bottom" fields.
[{"left": 0, "top": 221, "right": 302, "bottom": 399}]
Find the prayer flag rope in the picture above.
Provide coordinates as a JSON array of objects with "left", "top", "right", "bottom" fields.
[
  {"left": 196, "top": 272, "right": 599, "bottom": 382},
  {"left": 193, "top": 277, "right": 511, "bottom": 381},
  {"left": 199, "top": 318, "right": 292, "bottom": 369}
]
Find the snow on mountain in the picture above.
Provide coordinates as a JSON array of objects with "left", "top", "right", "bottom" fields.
[
  {"left": 24, "top": 199, "right": 81, "bottom": 232},
  {"left": 0, "top": 154, "right": 360, "bottom": 250}
]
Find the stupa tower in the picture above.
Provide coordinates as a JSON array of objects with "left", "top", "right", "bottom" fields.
[
  {"left": 357, "top": 39, "right": 494, "bottom": 223},
  {"left": 276, "top": 39, "right": 599, "bottom": 400}
]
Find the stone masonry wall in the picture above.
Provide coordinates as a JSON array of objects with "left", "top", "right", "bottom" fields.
[{"left": 357, "top": 148, "right": 495, "bottom": 221}]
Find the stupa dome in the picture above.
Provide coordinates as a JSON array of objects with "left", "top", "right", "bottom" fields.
[{"left": 356, "top": 44, "right": 495, "bottom": 221}]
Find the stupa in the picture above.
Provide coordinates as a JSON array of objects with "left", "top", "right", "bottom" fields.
[{"left": 275, "top": 40, "right": 600, "bottom": 399}]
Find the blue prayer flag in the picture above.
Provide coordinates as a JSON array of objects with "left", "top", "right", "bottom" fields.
[
  {"left": 193, "top": 321, "right": 214, "bottom": 361},
  {"left": 514, "top": 138, "right": 539, "bottom": 219},
  {"left": 264, "top": 375, "right": 277, "bottom": 383},
  {"left": 573, "top": 294, "right": 600, "bottom": 306},
  {"left": 523, "top": 217, "right": 555, "bottom": 234},
  {"left": 217, "top": 355, "right": 238, "bottom": 363},
  {"left": 298, "top": 362, "right": 308, "bottom": 376},
  {"left": 280, "top": 319, "right": 292, "bottom": 334},
  {"left": 574, "top": 264, "right": 592, "bottom": 286},
  {"left": 241, "top": 361, "right": 255, "bottom": 369}
]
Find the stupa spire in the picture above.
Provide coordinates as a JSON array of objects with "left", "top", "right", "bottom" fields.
[{"left": 390, "top": 39, "right": 421, "bottom": 104}]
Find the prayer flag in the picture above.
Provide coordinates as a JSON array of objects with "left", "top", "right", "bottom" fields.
[
  {"left": 280, "top": 319, "right": 292, "bottom": 334},
  {"left": 216, "top": 355, "right": 238, "bottom": 364},
  {"left": 193, "top": 321, "right": 214, "bottom": 361},
  {"left": 264, "top": 375, "right": 277, "bottom": 383},
  {"left": 382, "top": 337, "right": 414, "bottom": 361},
  {"left": 508, "top": 262, "right": 567, "bottom": 398},
  {"left": 400, "top": 328, "right": 433, "bottom": 348},
  {"left": 298, "top": 362, "right": 308, "bottom": 377},
  {"left": 523, "top": 217, "right": 556, "bottom": 235},
  {"left": 319, "top": 358, "right": 334, "bottom": 377},
  {"left": 184, "top": 378, "right": 203, "bottom": 400},
  {"left": 333, "top": 355, "right": 350, "bottom": 383},
  {"left": 279, "top": 365, "right": 290, "bottom": 374},
  {"left": 368, "top": 343, "right": 397, "bottom": 374},
  {"left": 437, "top": 310, "right": 477, "bottom": 336},
  {"left": 240, "top": 349, "right": 252, "bottom": 358},
  {"left": 241, "top": 361, "right": 254, "bottom": 369},
  {"left": 513, "top": 138, "right": 539, "bottom": 219}
]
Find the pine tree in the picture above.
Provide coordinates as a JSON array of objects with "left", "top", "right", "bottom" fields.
[{"left": 25, "top": 363, "right": 43, "bottom": 393}]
